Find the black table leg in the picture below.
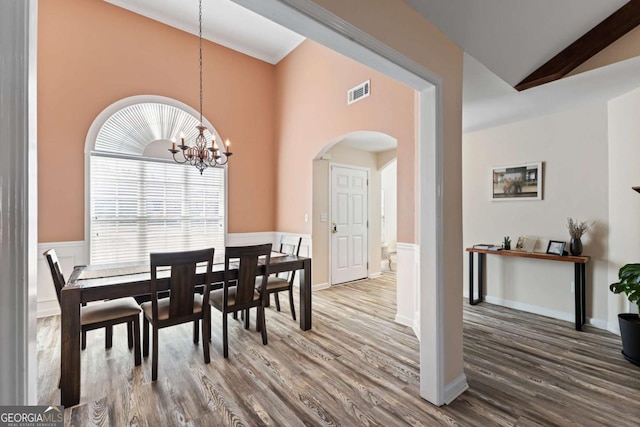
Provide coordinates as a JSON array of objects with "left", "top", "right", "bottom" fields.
[
  {"left": 581, "top": 263, "right": 586, "bottom": 327},
  {"left": 469, "top": 252, "right": 484, "bottom": 305},
  {"left": 574, "top": 263, "right": 585, "bottom": 331}
]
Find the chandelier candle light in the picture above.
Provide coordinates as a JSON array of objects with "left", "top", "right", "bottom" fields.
[{"left": 169, "top": 0, "right": 232, "bottom": 174}]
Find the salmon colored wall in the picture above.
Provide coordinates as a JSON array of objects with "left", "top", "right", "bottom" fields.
[
  {"left": 37, "top": 0, "right": 276, "bottom": 242},
  {"left": 274, "top": 40, "right": 415, "bottom": 241},
  {"left": 306, "top": 0, "right": 464, "bottom": 388}
]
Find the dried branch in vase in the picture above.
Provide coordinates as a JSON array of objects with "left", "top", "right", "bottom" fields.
[{"left": 567, "top": 217, "right": 594, "bottom": 239}]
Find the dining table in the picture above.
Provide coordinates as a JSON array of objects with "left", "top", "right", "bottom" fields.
[{"left": 60, "top": 252, "right": 312, "bottom": 407}]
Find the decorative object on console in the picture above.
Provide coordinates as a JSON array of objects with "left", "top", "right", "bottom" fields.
[
  {"left": 566, "top": 217, "right": 594, "bottom": 256},
  {"left": 502, "top": 236, "right": 511, "bottom": 250},
  {"left": 515, "top": 236, "right": 537, "bottom": 252},
  {"left": 546, "top": 240, "right": 566, "bottom": 256},
  {"left": 169, "top": 0, "right": 232, "bottom": 174},
  {"left": 491, "top": 162, "right": 542, "bottom": 201}
]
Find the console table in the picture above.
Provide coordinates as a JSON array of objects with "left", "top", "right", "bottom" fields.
[{"left": 466, "top": 248, "right": 589, "bottom": 331}]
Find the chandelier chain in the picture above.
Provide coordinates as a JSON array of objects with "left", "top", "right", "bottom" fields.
[{"left": 199, "top": 0, "right": 203, "bottom": 125}]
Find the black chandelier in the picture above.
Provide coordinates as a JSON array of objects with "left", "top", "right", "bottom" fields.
[{"left": 169, "top": 0, "right": 232, "bottom": 174}]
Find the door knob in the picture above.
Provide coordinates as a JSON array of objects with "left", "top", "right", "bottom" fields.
[{"left": 332, "top": 222, "right": 338, "bottom": 234}]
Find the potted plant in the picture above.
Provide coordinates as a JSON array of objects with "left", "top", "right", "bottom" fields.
[
  {"left": 609, "top": 263, "right": 640, "bottom": 366},
  {"left": 502, "top": 236, "right": 511, "bottom": 250}
]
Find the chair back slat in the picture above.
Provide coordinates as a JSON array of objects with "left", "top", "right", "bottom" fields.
[
  {"left": 150, "top": 248, "right": 214, "bottom": 323},
  {"left": 43, "top": 249, "right": 65, "bottom": 305},
  {"left": 276, "top": 236, "right": 302, "bottom": 281},
  {"left": 225, "top": 244, "right": 272, "bottom": 308}
]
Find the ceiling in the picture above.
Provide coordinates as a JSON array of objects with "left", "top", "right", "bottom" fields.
[
  {"left": 106, "top": 0, "right": 640, "bottom": 133},
  {"left": 336, "top": 131, "right": 397, "bottom": 153},
  {"left": 104, "top": 0, "right": 304, "bottom": 64}
]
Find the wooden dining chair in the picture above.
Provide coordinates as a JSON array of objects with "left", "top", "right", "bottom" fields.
[
  {"left": 256, "top": 236, "right": 301, "bottom": 321},
  {"left": 210, "top": 244, "right": 272, "bottom": 358},
  {"left": 141, "top": 248, "right": 213, "bottom": 381},
  {"left": 43, "top": 249, "right": 141, "bottom": 368}
]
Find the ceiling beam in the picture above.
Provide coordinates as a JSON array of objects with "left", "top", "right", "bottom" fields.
[{"left": 516, "top": 0, "right": 640, "bottom": 91}]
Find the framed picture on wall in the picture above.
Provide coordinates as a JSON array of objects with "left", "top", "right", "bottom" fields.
[{"left": 491, "top": 162, "right": 542, "bottom": 201}]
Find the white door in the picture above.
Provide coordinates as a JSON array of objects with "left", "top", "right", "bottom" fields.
[{"left": 331, "top": 165, "right": 368, "bottom": 285}]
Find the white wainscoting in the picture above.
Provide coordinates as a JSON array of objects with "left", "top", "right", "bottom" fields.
[
  {"left": 395, "top": 242, "right": 419, "bottom": 338},
  {"left": 37, "top": 233, "right": 314, "bottom": 318},
  {"left": 37, "top": 241, "right": 87, "bottom": 318}
]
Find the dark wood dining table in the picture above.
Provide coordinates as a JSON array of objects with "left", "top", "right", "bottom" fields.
[{"left": 60, "top": 253, "right": 312, "bottom": 407}]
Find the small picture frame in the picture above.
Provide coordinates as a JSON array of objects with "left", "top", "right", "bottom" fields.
[
  {"left": 546, "top": 240, "right": 566, "bottom": 256},
  {"left": 515, "top": 235, "right": 537, "bottom": 252}
]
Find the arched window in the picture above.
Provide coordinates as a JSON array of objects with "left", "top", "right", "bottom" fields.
[{"left": 86, "top": 97, "right": 226, "bottom": 264}]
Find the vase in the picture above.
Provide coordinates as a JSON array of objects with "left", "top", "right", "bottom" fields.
[{"left": 569, "top": 238, "right": 583, "bottom": 256}]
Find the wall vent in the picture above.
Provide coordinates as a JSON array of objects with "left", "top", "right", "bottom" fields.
[{"left": 347, "top": 80, "right": 370, "bottom": 105}]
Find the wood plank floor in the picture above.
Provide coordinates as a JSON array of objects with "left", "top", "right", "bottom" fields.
[{"left": 38, "top": 272, "right": 640, "bottom": 426}]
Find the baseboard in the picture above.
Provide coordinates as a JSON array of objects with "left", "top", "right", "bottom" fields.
[
  {"left": 444, "top": 374, "right": 469, "bottom": 405},
  {"left": 607, "top": 321, "right": 621, "bottom": 336},
  {"left": 368, "top": 272, "right": 382, "bottom": 279},
  {"left": 588, "top": 318, "right": 608, "bottom": 331},
  {"left": 37, "top": 299, "right": 59, "bottom": 318},
  {"left": 483, "top": 296, "right": 608, "bottom": 331},
  {"left": 313, "top": 282, "right": 330, "bottom": 291},
  {"left": 394, "top": 313, "right": 413, "bottom": 328}
]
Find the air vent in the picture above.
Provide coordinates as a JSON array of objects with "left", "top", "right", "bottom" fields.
[{"left": 347, "top": 80, "right": 370, "bottom": 105}]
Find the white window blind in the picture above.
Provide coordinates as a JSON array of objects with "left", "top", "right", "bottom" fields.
[{"left": 90, "top": 154, "right": 225, "bottom": 264}]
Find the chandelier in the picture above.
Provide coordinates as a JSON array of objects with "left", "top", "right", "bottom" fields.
[{"left": 169, "top": 0, "right": 232, "bottom": 174}]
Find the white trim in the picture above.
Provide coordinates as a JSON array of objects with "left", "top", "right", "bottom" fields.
[
  {"left": 313, "top": 282, "right": 331, "bottom": 291},
  {"left": 223, "top": 7, "right": 450, "bottom": 404},
  {"left": 444, "top": 374, "right": 469, "bottom": 405},
  {"left": 483, "top": 296, "right": 609, "bottom": 331},
  {"left": 394, "top": 314, "right": 414, "bottom": 328},
  {"left": 227, "top": 232, "right": 276, "bottom": 246},
  {"left": 608, "top": 320, "right": 621, "bottom": 336},
  {"left": 369, "top": 272, "right": 382, "bottom": 279},
  {"left": 83, "top": 95, "right": 229, "bottom": 262},
  {"left": 0, "top": 0, "right": 39, "bottom": 404}
]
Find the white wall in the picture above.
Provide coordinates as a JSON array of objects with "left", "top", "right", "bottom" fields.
[
  {"left": 608, "top": 87, "right": 640, "bottom": 323},
  {"left": 381, "top": 159, "right": 398, "bottom": 250},
  {"left": 463, "top": 103, "right": 610, "bottom": 327}
]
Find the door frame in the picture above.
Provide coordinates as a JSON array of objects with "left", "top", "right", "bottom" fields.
[
  {"left": 329, "top": 162, "right": 370, "bottom": 286},
  {"left": 230, "top": 0, "right": 462, "bottom": 406}
]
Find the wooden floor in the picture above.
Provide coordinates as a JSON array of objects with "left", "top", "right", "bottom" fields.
[{"left": 38, "top": 272, "right": 640, "bottom": 426}]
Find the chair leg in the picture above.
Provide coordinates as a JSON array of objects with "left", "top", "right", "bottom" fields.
[
  {"left": 274, "top": 293, "right": 281, "bottom": 311},
  {"left": 193, "top": 319, "right": 199, "bottom": 344},
  {"left": 244, "top": 309, "right": 250, "bottom": 330},
  {"left": 222, "top": 313, "right": 228, "bottom": 358},
  {"left": 152, "top": 326, "right": 159, "bottom": 381},
  {"left": 289, "top": 288, "right": 296, "bottom": 321},
  {"left": 106, "top": 325, "right": 113, "bottom": 348},
  {"left": 143, "top": 317, "right": 149, "bottom": 357},
  {"left": 133, "top": 316, "right": 141, "bottom": 366},
  {"left": 259, "top": 306, "right": 268, "bottom": 345},
  {"left": 202, "top": 312, "right": 210, "bottom": 364},
  {"left": 233, "top": 310, "right": 238, "bottom": 320},
  {"left": 127, "top": 321, "right": 134, "bottom": 349},
  {"left": 81, "top": 330, "right": 87, "bottom": 350}
]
